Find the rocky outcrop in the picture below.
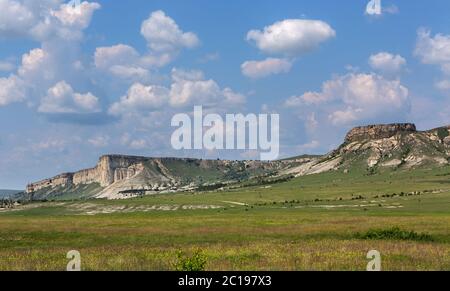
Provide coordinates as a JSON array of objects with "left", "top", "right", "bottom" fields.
[
  {"left": 26, "top": 155, "right": 149, "bottom": 193},
  {"left": 345, "top": 123, "right": 417, "bottom": 142}
]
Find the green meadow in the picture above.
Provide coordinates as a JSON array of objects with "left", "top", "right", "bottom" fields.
[{"left": 0, "top": 166, "right": 449, "bottom": 271}]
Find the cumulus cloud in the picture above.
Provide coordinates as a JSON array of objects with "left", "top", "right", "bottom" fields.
[
  {"left": 285, "top": 73, "right": 410, "bottom": 125},
  {"left": 369, "top": 52, "right": 406, "bottom": 74},
  {"left": 241, "top": 58, "right": 292, "bottom": 79},
  {"left": 0, "top": 1, "right": 102, "bottom": 120},
  {"left": 94, "top": 44, "right": 140, "bottom": 70},
  {"left": 109, "top": 83, "right": 170, "bottom": 116},
  {"left": 0, "top": 0, "right": 38, "bottom": 37},
  {"left": 246, "top": 19, "right": 335, "bottom": 57},
  {"left": 141, "top": 10, "right": 199, "bottom": 53},
  {"left": 415, "top": 29, "right": 450, "bottom": 66},
  {"left": 109, "top": 68, "right": 246, "bottom": 116},
  {"left": 415, "top": 29, "right": 450, "bottom": 90},
  {"left": 168, "top": 68, "right": 245, "bottom": 108},
  {"left": 0, "top": 75, "right": 26, "bottom": 106},
  {"left": 169, "top": 73, "right": 222, "bottom": 107},
  {"left": 0, "top": 0, "right": 100, "bottom": 41},
  {"left": 51, "top": 1, "right": 100, "bottom": 29},
  {"left": 95, "top": 11, "right": 199, "bottom": 82},
  {"left": 18, "top": 48, "right": 50, "bottom": 79},
  {"left": 94, "top": 44, "right": 151, "bottom": 82},
  {"left": 38, "top": 81, "right": 100, "bottom": 114},
  {"left": 328, "top": 108, "right": 360, "bottom": 126}
]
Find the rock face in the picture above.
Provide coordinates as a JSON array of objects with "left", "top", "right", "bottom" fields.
[
  {"left": 345, "top": 123, "right": 417, "bottom": 142},
  {"left": 25, "top": 155, "right": 286, "bottom": 198},
  {"left": 26, "top": 155, "right": 149, "bottom": 193}
]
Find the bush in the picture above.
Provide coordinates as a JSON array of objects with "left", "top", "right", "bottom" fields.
[
  {"left": 355, "top": 227, "right": 434, "bottom": 242},
  {"left": 437, "top": 128, "right": 449, "bottom": 141},
  {"left": 174, "top": 249, "right": 207, "bottom": 271}
]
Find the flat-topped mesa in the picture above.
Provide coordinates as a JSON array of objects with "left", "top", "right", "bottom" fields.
[
  {"left": 27, "top": 155, "right": 152, "bottom": 193},
  {"left": 345, "top": 123, "right": 417, "bottom": 143}
]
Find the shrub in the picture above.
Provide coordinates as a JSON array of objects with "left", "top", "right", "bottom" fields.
[
  {"left": 355, "top": 227, "right": 434, "bottom": 242},
  {"left": 437, "top": 128, "right": 449, "bottom": 141},
  {"left": 174, "top": 249, "right": 207, "bottom": 271}
]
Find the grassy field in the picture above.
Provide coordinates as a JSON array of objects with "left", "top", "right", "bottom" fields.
[{"left": 0, "top": 166, "right": 449, "bottom": 271}]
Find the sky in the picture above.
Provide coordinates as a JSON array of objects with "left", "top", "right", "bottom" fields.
[{"left": 1, "top": 0, "right": 450, "bottom": 189}]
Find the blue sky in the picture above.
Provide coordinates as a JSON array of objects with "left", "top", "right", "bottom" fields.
[{"left": 1, "top": 0, "right": 450, "bottom": 189}]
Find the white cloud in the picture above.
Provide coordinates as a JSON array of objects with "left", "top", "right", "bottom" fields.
[
  {"left": 0, "top": 0, "right": 100, "bottom": 41},
  {"left": 141, "top": 10, "right": 199, "bottom": 53},
  {"left": 169, "top": 76, "right": 221, "bottom": 107},
  {"left": 241, "top": 58, "right": 292, "bottom": 79},
  {"left": 246, "top": 19, "right": 335, "bottom": 57},
  {"left": 285, "top": 73, "right": 410, "bottom": 125},
  {"left": 0, "top": 1, "right": 102, "bottom": 117},
  {"left": 168, "top": 68, "right": 244, "bottom": 108},
  {"left": 109, "top": 66, "right": 150, "bottom": 81},
  {"left": 109, "top": 68, "right": 246, "bottom": 116},
  {"left": 95, "top": 10, "right": 199, "bottom": 82},
  {"left": 94, "top": 44, "right": 140, "bottom": 70},
  {"left": 285, "top": 91, "right": 328, "bottom": 107},
  {"left": 51, "top": 1, "right": 100, "bottom": 29},
  {"left": 0, "top": 75, "right": 26, "bottom": 106},
  {"left": 222, "top": 88, "right": 246, "bottom": 106},
  {"left": 369, "top": 52, "right": 406, "bottom": 74},
  {"left": 94, "top": 44, "right": 152, "bottom": 82},
  {"left": 171, "top": 68, "right": 204, "bottom": 82},
  {"left": 415, "top": 29, "right": 450, "bottom": 73},
  {"left": 0, "top": 0, "right": 37, "bottom": 37},
  {"left": 18, "top": 48, "right": 50, "bottom": 79},
  {"left": 109, "top": 83, "right": 170, "bottom": 116},
  {"left": 415, "top": 29, "right": 450, "bottom": 92},
  {"left": 38, "top": 81, "right": 100, "bottom": 113},
  {"left": 328, "top": 108, "right": 360, "bottom": 126}
]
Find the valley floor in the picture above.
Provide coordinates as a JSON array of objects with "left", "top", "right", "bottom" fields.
[{"left": 1, "top": 167, "right": 449, "bottom": 271}]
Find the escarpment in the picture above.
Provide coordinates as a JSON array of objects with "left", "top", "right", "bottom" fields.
[
  {"left": 345, "top": 123, "right": 417, "bottom": 142},
  {"left": 24, "top": 123, "right": 450, "bottom": 200},
  {"left": 26, "top": 155, "right": 149, "bottom": 193}
]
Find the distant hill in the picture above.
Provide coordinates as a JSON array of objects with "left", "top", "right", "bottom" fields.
[
  {"left": 0, "top": 190, "right": 21, "bottom": 199},
  {"left": 20, "top": 123, "right": 450, "bottom": 201},
  {"left": 23, "top": 157, "right": 289, "bottom": 200},
  {"left": 284, "top": 123, "right": 450, "bottom": 176}
]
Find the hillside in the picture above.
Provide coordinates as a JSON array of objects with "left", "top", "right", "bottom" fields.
[
  {"left": 24, "top": 156, "right": 292, "bottom": 200},
  {"left": 0, "top": 190, "right": 21, "bottom": 199},
  {"left": 22, "top": 123, "right": 450, "bottom": 201},
  {"left": 283, "top": 123, "right": 450, "bottom": 176}
]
